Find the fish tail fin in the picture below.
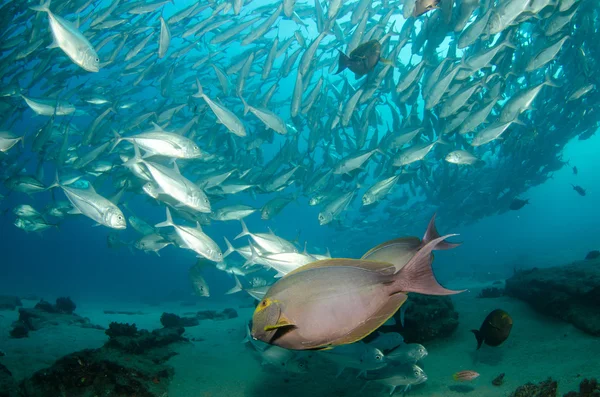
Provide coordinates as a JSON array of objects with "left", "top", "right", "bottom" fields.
[
  {"left": 30, "top": 0, "right": 51, "bottom": 12},
  {"left": 223, "top": 236, "right": 236, "bottom": 258},
  {"left": 544, "top": 73, "right": 561, "bottom": 88},
  {"left": 452, "top": 373, "right": 460, "bottom": 381},
  {"left": 110, "top": 130, "right": 122, "bottom": 152},
  {"left": 240, "top": 96, "right": 249, "bottom": 116},
  {"left": 235, "top": 219, "right": 250, "bottom": 240},
  {"left": 225, "top": 274, "right": 243, "bottom": 295},
  {"left": 335, "top": 50, "right": 350, "bottom": 75},
  {"left": 471, "top": 329, "right": 484, "bottom": 350},
  {"left": 394, "top": 234, "right": 465, "bottom": 295},
  {"left": 422, "top": 213, "right": 461, "bottom": 250},
  {"left": 46, "top": 170, "right": 61, "bottom": 190},
  {"left": 155, "top": 208, "right": 174, "bottom": 228},
  {"left": 192, "top": 77, "right": 204, "bottom": 98}
]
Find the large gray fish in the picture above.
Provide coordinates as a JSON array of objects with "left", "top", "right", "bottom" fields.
[
  {"left": 251, "top": 217, "right": 463, "bottom": 350},
  {"left": 30, "top": 0, "right": 100, "bottom": 72}
]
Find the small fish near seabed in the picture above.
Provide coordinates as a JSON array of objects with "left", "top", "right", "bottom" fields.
[
  {"left": 471, "top": 309, "right": 513, "bottom": 350},
  {"left": 251, "top": 214, "right": 464, "bottom": 350},
  {"left": 336, "top": 40, "right": 392, "bottom": 78},
  {"left": 453, "top": 370, "right": 480, "bottom": 382}
]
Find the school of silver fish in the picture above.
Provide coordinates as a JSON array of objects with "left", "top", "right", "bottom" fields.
[{"left": 0, "top": 0, "right": 597, "bottom": 391}]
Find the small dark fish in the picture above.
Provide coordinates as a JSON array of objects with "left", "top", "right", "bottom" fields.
[
  {"left": 492, "top": 373, "right": 505, "bottom": 386},
  {"left": 471, "top": 309, "right": 513, "bottom": 349},
  {"left": 573, "top": 166, "right": 578, "bottom": 175},
  {"left": 585, "top": 250, "right": 600, "bottom": 260},
  {"left": 414, "top": 0, "right": 441, "bottom": 17},
  {"left": 572, "top": 184, "right": 586, "bottom": 196},
  {"left": 336, "top": 40, "right": 391, "bottom": 78},
  {"left": 509, "top": 198, "right": 529, "bottom": 211},
  {"left": 453, "top": 370, "right": 480, "bottom": 382}
]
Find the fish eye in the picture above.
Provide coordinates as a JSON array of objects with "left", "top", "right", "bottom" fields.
[
  {"left": 95, "top": 58, "right": 99, "bottom": 62},
  {"left": 375, "top": 354, "right": 382, "bottom": 360},
  {"left": 261, "top": 301, "right": 267, "bottom": 306}
]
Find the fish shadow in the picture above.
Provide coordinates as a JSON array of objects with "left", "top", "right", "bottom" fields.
[
  {"left": 247, "top": 366, "right": 367, "bottom": 397},
  {"left": 449, "top": 385, "right": 476, "bottom": 393},
  {"left": 469, "top": 348, "right": 504, "bottom": 366}
]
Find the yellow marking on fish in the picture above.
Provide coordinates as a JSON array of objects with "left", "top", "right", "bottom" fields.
[
  {"left": 254, "top": 298, "right": 278, "bottom": 314},
  {"left": 264, "top": 314, "right": 295, "bottom": 331}
]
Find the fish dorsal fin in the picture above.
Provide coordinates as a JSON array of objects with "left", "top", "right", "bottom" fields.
[
  {"left": 283, "top": 258, "right": 395, "bottom": 279},
  {"left": 196, "top": 222, "right": 203, "bottom": 232},
  {"left": 172, "top": 161, "right": 181, "bottom": 174},
  {"left": 361, "top": 237, "right": 422, "bottom": 272},
  {"left": 151, "top": 121, "right": 165, "bottom": 132}
]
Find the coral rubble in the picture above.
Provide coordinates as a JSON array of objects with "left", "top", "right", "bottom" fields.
[
  {"left": 509, "top": 378, "right": 558, "bottom": 397},
  {"left": 20, "top": 322, "right": 186, "bottom": 397}
]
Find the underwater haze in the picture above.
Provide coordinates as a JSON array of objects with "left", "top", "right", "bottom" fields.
[{"left": 1, "top": 0, "right": 600, "bottom": 396}]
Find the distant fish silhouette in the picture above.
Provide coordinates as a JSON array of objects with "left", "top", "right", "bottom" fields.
[
  {"left": 585, "top": 250, "right": 600, "bottom": 260},
  {"left": 572, "top": 184, "right": 586, "bottom": 196},
  {"left": 509, "top": 198, "right": 529, "bottom": 211}
]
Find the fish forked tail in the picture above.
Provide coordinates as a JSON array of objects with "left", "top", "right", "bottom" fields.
[
  {"left": 155, "top": 207, "right": 175, "bottom": 228},
  {"left": 110, "top": 130, "right": 123, "bottom": 153},
  {"left": 335, "top": 50, "right": 350, "bottom": 75},
  {"left": 235, "top": 219, "right": 251, "bottom": 240},
  {"left": 225, "top": 274, "right": 243, "bottom": 295},
  {"left": 45, "top": 170, "right": 62, "bottom": 191},
  {"left": 223, "top": 236, "right": 236, "bottom": 258},
  {"left": 470, "top": 329, "right": 484, "bottom": 350},
  {"left": 422, "top": 213, "right": 461, "bottom": 250},
  {"left": 395, "top": 234, "right": 465, "bottom": 296},
  {"left": 192, "top": 77, "right": 204, "bottom": 98},
  {"left": 30, "top": 0, "right": 51, "bottom": 12}
]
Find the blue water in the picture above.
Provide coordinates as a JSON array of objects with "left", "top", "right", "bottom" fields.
[{"left": 1, "top": 0, "right": 600, "bottom": 395}]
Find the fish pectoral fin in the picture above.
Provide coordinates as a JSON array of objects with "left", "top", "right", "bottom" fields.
[
  {"left": 264, "top": 315, "right": 295, "bottom": 332},
  {"left": 487, "top": 321, "right": 501, "bottom": 330}
]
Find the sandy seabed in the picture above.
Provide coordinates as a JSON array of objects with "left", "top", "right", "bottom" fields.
[{"left": 0, "top": 287, "right": 598, "bottom": 397}]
